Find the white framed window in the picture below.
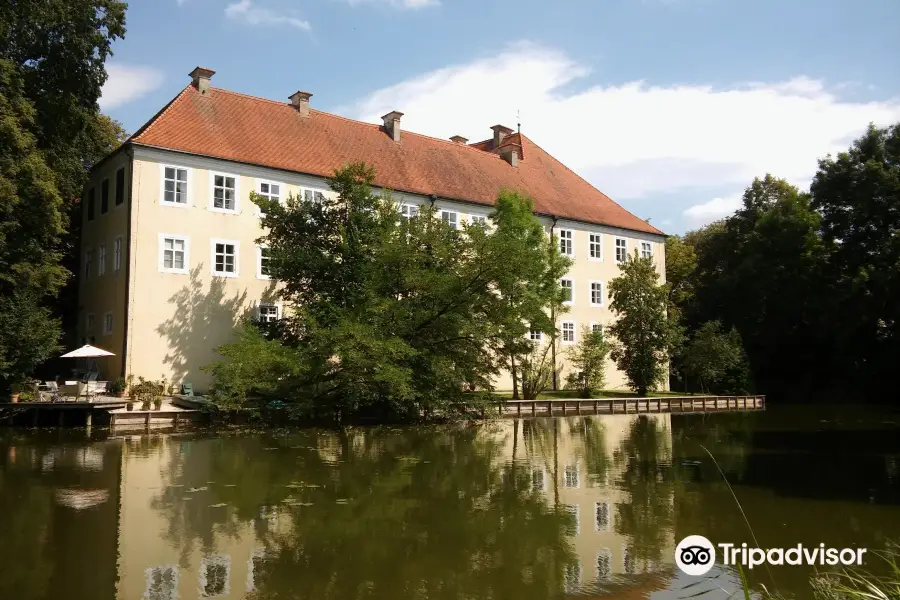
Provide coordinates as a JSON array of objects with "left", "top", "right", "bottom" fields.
[
  {"left": 199, "top": 554, "right": 230, "bottom": 598},
  {"left": 531, "top": 467, "right": 545, "bottom": 492},
  {"left": 441, "top": 210, "right": 458, "bottom": 230},
  {"left": 257, "top": 180, "right": 281, "bottom": 203},
  {"left": 299, "top": 187, "right": 327, "bottom": 203},
  {"left": 595, "top": 502, "right": 610, "bottom": 531},
  {"left": 102, "top": 312, "right": 113, "bottom": 336},
  {"left": 470, "top": 215, "right": 486, "bottom": 225},
  {"left": 564, "top": 560, "right": 582, "bottom": 594},
  {"left": 560, "top": 278, "right": 573, "bottom": 305},
  {"left": 97, "top": 244, "right": 107, "bottom": 276},
  {"left": 86, "top": 313, "right": 95, "bottom": 331},
  {"left": 596, "top": 549, "right": 612, "bottom": 580},
  {"left": 564, "top": 464, "right": 579, "bottom": 488},
  {"left": 84, "top": 249, "right": 93, "bottom": 280},
  {"left": 563, "top": 504, "right": 579, "bottom": 536},
  {"left": 562, "top": 321, "right": 576, "bottom": 344},
  {"left": 144, "top": 565, "right": 179, "bottom": 600},
  {"left": 590, "top": 323, "right": 605, "bottom": 339},
  {"left": 623, "top": 545, "right": 636, "bottom": 574},
  {"left": 589, "top": 232, "right": 603, "bottom": 261},
  {"left": 160, "top": 165, "right": 189, "bottom": 206},
  {"left": 257, "top": 246, "right": 271, "bottom": 279},
  {"left": 615, "top": 237, "right": 628, "bottom": 264},
  {"left": 246, "top": 548, "right": 267, "bottom": 593},
  {"left": 159, "top": 235, "right": 189, "bottom": 274},
  {"left": 210, "top": 172, "right": 239, "bottom": 213},
  {"left": 641, "top": 241, "right": 653, "bottom": 259},
  {"left": 258, "top": 304, "right": 279, "bottom": 323},
  {"left": 113, "top": 237, "right": 122, "bottom": 272},
  {"left": 400, "top": 204, "right": 419, "bottom": 220},
  {"left": 529, "top": 328, "right": 542, "bottom": 342},
  {"left": 589, "top": 281, "right": 604, "bottom": 307},
  {"left": 211, "top": 239, "right": 239, "bottom": 277},
  {"left": 558, "top": 229, "right": 573, "bottom": 256}
]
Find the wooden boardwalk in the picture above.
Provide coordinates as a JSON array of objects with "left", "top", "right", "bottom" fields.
[
  {"left": 0, "top": 396, "right": 202, "bottom": 430},
  {"left": 497, "top": 395, "right": 765, "bottom": 418}
]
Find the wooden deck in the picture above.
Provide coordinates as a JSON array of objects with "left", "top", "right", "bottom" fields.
[
  {"left": 0, "top": 396, "right": 202, "bottom": 430},
  {"left": 497, "top": 395, "right": 765, "bottom": 418}
]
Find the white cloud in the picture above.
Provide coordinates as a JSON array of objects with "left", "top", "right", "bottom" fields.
[
  {"left": 340, "top": 42, "right": 900, "bottom": 206},
  {"left": 100, "top": 64, "right": 165, "bottom": 110},
  {"left": 684, "top": 195, "right": 742, "bottom": 224},
  {"left": 342, "top": 0, "right": 439, "bottom": 8},
  {"left": 225, "top": 0, "right": 311, "bottom": 30}
]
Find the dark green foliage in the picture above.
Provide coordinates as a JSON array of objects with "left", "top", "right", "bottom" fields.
[
  {"left": 668, "top": 124, "right": 900, "bottom": 400},
  {"left": 564, "top": 327, "right": 611, "bottom": 398},
  {"left": 0, "top": 60, "right": 67, "bottom": 387},
  {"left": 608, "top": 252, "right": 681, "bottom": 397},
  {"left": 681, "top": 320, "right": 751, "bottom": 394},
  {"left": 0, "top": 2, "right": 128, "bottom": 388},
  {"left": 207, "top": 163, "right": 566, "bottom": 423}
]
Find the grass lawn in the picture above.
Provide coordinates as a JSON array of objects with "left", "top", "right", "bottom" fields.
[{"left": 492, "top": 389, "right": 700, "bottom": 400}]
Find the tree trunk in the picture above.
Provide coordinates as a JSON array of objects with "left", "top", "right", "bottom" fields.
[
  {"left": 638, "top": 385, "right": 648, "bottom": 397},
  {"left": 510, "top": 352, "right": 520, "bottom": 400}
]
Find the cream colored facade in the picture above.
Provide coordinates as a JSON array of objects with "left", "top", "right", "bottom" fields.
[
  {"left": 78, "top": 145, "right": 667, "bottom": 393},
  {"left": 490, "top": 415, "right": 675, "bottom": 590}
]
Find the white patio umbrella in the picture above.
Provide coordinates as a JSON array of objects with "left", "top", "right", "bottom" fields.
[{"left": 60, "top": 345, "right": 115, "bottom": 380}]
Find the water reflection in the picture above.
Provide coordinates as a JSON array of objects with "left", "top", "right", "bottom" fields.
[{"left": 1, "top": 407, "right": 900, "bottom": 600}]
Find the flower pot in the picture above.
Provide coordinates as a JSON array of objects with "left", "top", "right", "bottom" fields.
[
  {"left": 116, "top": 391, "right": 126, "bottom": 398},
  {"left": 9, "top": 393, "right": 20, "bottom": 403},
  {"left": 153, "top": 400, "right": 163, "bottom": 411},
  {"left": 126, "top": 402, "right": 134, "bottom": 411},
  {"left": 141, "top": 401, "right": 151, "bottom": 411}
]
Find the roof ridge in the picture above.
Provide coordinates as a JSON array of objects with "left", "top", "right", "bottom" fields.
[
  {"left": 214, "top": 87, "right": 509, "bottom": 156},
  {"left": 521, "top": 134, "right": 663, "bottom": 235}
]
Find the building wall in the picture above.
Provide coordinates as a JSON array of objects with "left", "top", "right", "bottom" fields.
[
  {"left": 77, "top": 150, "right": 132, "bottom": 378},
  {"left": 80, "top": 147, "right": 667, "bottom": 393}
]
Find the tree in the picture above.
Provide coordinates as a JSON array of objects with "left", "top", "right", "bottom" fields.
[
  {"left": 564, "top": 327, "right": 610, "bottom": 398},
  {"left": 607, "top": 251, "right": 679, "bottom": 396},
  {"left": 518, "top": 341, "right": 555, "bottom": 400},
  {"left": 688, "top": 176, "right": 829, "bottom": 397},
  {"left": 0, "top": 0, "right": 128, "bottom": 199},
  {"left": 664, "top": 235, "right": 697, "bottom": 320},
  {"left": 489, "top": 190, "right": 570, "bottom": 399},
  {"left": 0, "top": 59, "right": 68, "bottom": 388},
  {"left": 207, "top": 163, "right": 567, "bottom": 423},
  {"left": 811, "top": 123, "right": 900, "bottom": 393},
  {"left": 680, "top": 320, "right": 751, "bottom": 394}
]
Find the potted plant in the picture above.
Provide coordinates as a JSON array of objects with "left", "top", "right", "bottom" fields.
[
  {"left": 152, "top": 380, "right": 164, "bottom": 411},
  {"left": 9, "top": 381, "right": 23, "bottom": 403},
  {"left": 108, "top": 377, "right": 127, "bottom": 398}
]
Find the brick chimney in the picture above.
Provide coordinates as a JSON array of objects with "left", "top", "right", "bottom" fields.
[
  {"left": 450, "top": 135, "right": 469, "bottom": 144},
  {"left": 491, "top": 124, "right": 513, "bottom": 149},
  {"left": 382, "top": 111, "right": 404, "bottom": 142},
  {"left": 289, "top": 91, "right": 313, "bottom": 117},
  {"left": 189, "top": 67, "right": 215, "bottom": 95}
]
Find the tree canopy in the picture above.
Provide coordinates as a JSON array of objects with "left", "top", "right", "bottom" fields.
[{"left": 206, "top": 163, "right": 570, "bottom": 423}]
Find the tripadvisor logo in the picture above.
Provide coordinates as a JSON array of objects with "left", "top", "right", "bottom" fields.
[{"left": 676, "top": 536, "right": 868, "bottom": 576}]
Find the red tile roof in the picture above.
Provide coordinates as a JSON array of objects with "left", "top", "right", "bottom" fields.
[{"left": 130, "top": 85, "right": 663, "bottom": 236}]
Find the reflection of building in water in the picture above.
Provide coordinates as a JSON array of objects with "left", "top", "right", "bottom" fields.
[
  {"left": 116, "top": 436, "right": 286, "bottom": 600},
  {"left": 491, "top": 414, "right": 675, "bottom": 592}
]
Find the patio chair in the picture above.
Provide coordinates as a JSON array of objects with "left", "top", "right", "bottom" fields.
[{"left": 181, "top": 383, "right": 194, "bottom": 397}]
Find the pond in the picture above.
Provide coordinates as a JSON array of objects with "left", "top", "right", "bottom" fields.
[{"left": 1, "top": 406, "right": 898, "bottom": 599}]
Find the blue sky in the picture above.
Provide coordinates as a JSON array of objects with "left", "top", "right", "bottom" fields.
[{"left": 101, "top": 0, "right": 900, "bottom": 234}]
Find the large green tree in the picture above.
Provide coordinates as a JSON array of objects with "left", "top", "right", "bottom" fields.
[
  {"left": 208, "top": 163, "right": 567, "bottom": 423},
  {"left": 607, "top": 252, "right": 680, "bottom": 396},
  {"left": 0, "top": 59, "right": 68, "bottom": 388},
  {"left": 0, "top": 1, "right": 128, "bottom": 386},
  {"left": 811, "top": 123, "right": 900, "bottom": 392},
  {"left": 489, "top": 190, "right": 570, "bottom": 399}
]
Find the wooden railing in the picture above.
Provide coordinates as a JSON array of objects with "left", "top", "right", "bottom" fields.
[{"left": 495, "top": 395, "right": 765, "bottom": 418}]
